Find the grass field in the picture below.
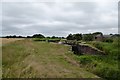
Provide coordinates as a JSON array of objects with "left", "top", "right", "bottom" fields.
[{"left": 2, "top": 39, "right": 100, "bottom": 78}]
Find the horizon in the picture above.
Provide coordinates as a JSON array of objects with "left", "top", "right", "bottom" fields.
[{"left": 1, "top": 32, "right": 119, "bottom": 38}]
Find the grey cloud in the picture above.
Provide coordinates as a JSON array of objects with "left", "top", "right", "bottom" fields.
[{"left": 2, "top": 1, "right": 118, "bottom": 37}]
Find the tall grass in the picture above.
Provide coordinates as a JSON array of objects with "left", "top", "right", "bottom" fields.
[
  {"left": 2, "top": 39, "right": 99, "bottom": 78},
  {"left": 75, "top": 37, "right": 120, "bottom": 80}
]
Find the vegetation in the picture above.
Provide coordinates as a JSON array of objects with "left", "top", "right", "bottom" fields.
[
  {"left": 2, "top": 34, "right": 65, "bottom": 39},
  {"left": 102, "top": 38, "right": 113, "bottom": 43},
  {"left": 32, "top": 34, "right": 45, "bottom": 38},
  {"left": 75, "top": 55, "right": 119, "bottom": 80},
  {"left": 33, "top": 38, "right": 46, "bottom": 41},
  {"left": 2, "top": 35, "right": 26, "bottom": 38},
  {"left": 66, "top": 33, "right": 82, "bottom": 41},
  {"left": 66, "top": 32, "right": 105, "bottom": 41},
  {"left": 74, "top": 37, "right": 120, "bottom": 80},
  {"left": 2, "top": 39, "right": 99, "bottom": 78},
  {"left": 66, "top": 34, "right": 74, "bottom": 40},
  {"left": 92, "top": 32, "right": 103, "bottom": 36},
  {"left": 83, "top": 34, "right": 94, "bottom": 41},
  {"left": 2, "top": 32, "right": 120, "bottom": 79},
  {"left": 32, "top": 38, "right": 61, "bottom": 42}
]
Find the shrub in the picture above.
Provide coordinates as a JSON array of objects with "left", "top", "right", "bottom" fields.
[
  {"left": 75, "top": 41, "right": 119, "bottom": 80},
  {"left": 78, "top": 56, "right": 93, "bottom": 65},
  {"left": 94, "top": 66, "right": 119, "bottom": 80},
  {"left": 113, "top": 37, "right": 120, "bottom": 47},
  {"left": 90, "top": 42, "right": 103, "bottom": 50},
  {"left": 33, "top": 38, "right": 46, "bottom": 41},
  {"left": 103, "top": 38, "right": 113, "bottom": 43},
  {"left": 83, "top": 34, "right": 94, "bottom": 41}
]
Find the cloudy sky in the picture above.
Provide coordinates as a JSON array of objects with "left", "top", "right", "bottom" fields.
[{"left": 1, "top": 0, "right": 119, "bottom": 37}]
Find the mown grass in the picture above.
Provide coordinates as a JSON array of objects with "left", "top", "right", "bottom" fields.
[
  {"left": 2, "top": 39, "right": 99, "bottom": 78},
  {"left": 74, "top": 37, "right": 119, "bottom": 80}
]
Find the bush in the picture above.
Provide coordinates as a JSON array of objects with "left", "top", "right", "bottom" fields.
[
  {"left": 77, "top": 55, "right": 119, "bottom": 80},
  {"left": 75, "top": 41, "right": 119, "bottom": 80},
  {"left": 103, "top": 38, "right": 113, "bottom": 43},
  {"left": 83, "top": 34, "right": 93, "bottom": 41},
  {"left": 90, "top": 42, "right": 103, "bottom": 50},
  {"left": 66, "top": 33, "right": 82, "bottom": 41},
  {"left": 95, "top": 66, "right": 119, "bottom": 80},
  {"left": 113, "top": 37, "right": 120, "bottom": 47},
  {"left": 78, "top": 56, "right": 93, "bottom": 65},
  {"left": 48, "top": 39, "right": 60, "bottom": 42},
  {"left": 33, "top": 38, "right": 46, "bottom": 41}
]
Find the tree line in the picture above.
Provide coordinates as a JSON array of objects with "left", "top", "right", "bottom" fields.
[
  {"left": 2, "top": 34, "right": 65, "bottom": 39},
  {"left": 66, "top": 32, "right": 120, "bottom": 41},
  {"left": 2, "top": 32, "right": 120, "bottom": 41},
  {"left": 66, "top": 32, "right": 103, "bottom": 41}
]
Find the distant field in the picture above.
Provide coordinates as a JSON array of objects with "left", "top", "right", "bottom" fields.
[
  {"left": 2, "top": 39, "right": 99, "bottom": 78},
  {"left": 0, "top": 38, "right": 24, "bottom": 45}
]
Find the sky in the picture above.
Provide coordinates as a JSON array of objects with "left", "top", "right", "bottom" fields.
[{"left": 1, "top": 0, "right": 119, "bottom": 37}]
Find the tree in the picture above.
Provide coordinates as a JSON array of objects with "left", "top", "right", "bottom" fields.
[
  {"left": 83, "top": 34, "right": 93, "bottom": 41},
  {"left": 13, "top": 35, "right": 16, "bottom": 38},
  {"left": 61, "top": 37, "right": 65, "bottom": 39},
  {"left": 27, "top": 36, "right": 32, "bottom": 38},
  {"left": 66, "top": 34, "right": 74, "bottom": 40},
  {"left": 51, "top": 36, "right": 56, "bottom": 39},
  {"left": 46, "top": 36, "right": 50, "bottom": 39},
  {"left": 32, "top": 34, "right": 45, "bottom": 38},
  {"left": 73, "top": 33, "right": 82, "bottom": 41},
  {"left": 92, "top": 32, "right": 103, "bottom": 36},
  {"left": 110, "top": 34, "right": 113, "bottom": 35}
]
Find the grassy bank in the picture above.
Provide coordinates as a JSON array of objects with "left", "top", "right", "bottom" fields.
[{"left": 73, "top": 38, "right": 119, "bottom": 80}]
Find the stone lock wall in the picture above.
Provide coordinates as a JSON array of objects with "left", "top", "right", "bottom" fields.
[{"left": 72, "top": 44, "right": 105, "bottom": 55}]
